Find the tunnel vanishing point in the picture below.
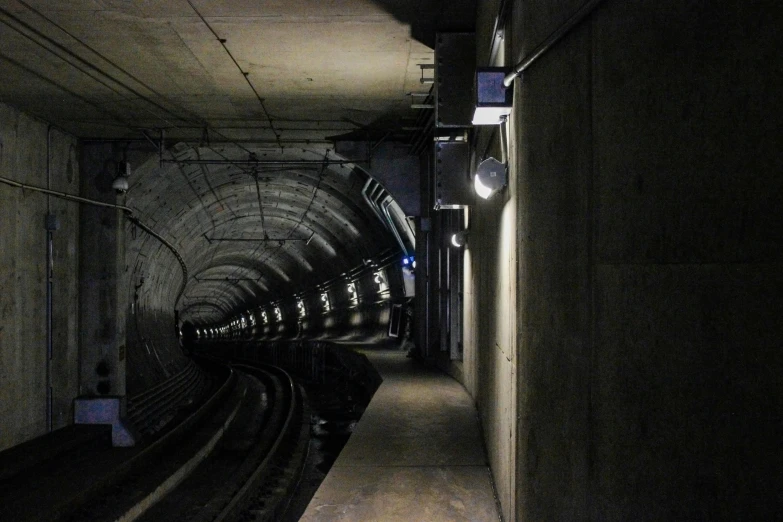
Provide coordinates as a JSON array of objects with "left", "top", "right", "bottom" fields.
[{"left": 1, "top": 0, "right": 782, "bottom": 520}]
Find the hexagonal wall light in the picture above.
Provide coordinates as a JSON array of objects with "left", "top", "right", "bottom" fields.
[{"left": 474, "top": 157, "right": 507, "bottom": 199}]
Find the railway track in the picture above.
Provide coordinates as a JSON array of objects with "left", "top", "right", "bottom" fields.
[
  {"left": 59, "top": 360, "right": 309, "bottom": 522},
  {"left": 213, "top": 364, "right": 309, "bottom": 522},
  {"left": 0, "top": 343, "right": 379, "bottom": 522},
  {"left": 132, "top": 362, "right": 309, "bottom": 522}
]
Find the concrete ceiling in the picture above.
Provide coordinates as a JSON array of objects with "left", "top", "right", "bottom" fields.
[
  {"left": 0, "top": 0, "right": 435, "bottom": 142},
  {"left": 0, "top": 0, "right": 449, "bottom": 324}
]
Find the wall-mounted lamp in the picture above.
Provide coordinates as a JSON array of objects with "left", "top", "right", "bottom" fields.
[
  {"left": 297, "top": 299, "right": 306, "bottom": 318},
  {"left": 451, "top": 230, "right": 469, "bottom": 248},
  {"left": 274, "top": 307, "right": 282, "bottom": 322},
  {"left": 112, "top": 161, "right": 131, "bottom": 194},
  {"left": 472, "top": 68, "right": 513, "bottom": 125},
  {"left": 321, "top": 292, "right": 331, "bottom": 313},
  {"left": 474, "top": 157, "right": 507, "bottom": 199}
]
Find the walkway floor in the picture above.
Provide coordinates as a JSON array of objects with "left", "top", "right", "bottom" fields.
[{"left": 301, "top": 349, "right": 500, "bottom": 521}]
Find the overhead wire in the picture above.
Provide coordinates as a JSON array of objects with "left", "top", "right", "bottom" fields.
[
  {"left": 252, "top": 165, "right": 268, "bottom": 238},
  {"left": 6, "top": 0, "right": 256, "bottom": 154},
  {"left": 0, "top": 6, "right": 189, "bottom": 131},
  {"left": 257, "top": 152, "right": 328, "bottom": 270},
  {"left": 192, "top": 146, "right": 337, "bottom": 286},
  {"left": 169, "top": 150, "right": 219, "bottom": 231},
  {"left": 210, "top": 165, "right": 273, "bottom": 286},
  {"left": 7, "top": 0, "right": 362, "bottom": 161},
  {"left": 0, "top": 53, "right": 136, "bottom": 130},
  {"left": 195, "top": 152, "right": 240, "bottom": 221},
  {"left": 185, "top": 0, "right": 284, "bottom": 152}
]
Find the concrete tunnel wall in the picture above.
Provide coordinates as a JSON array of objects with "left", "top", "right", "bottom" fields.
[
  {"left": 0, "top": 103, "right": 81, "bottom": 451},
  {"left": 459, "top": 1, "right": 783, "bottom": 520}
]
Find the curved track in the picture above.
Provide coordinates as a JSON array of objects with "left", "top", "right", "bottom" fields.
[
  {"left": 123, "top": 361, "right": 309, "bottom": 522},
  {"left": 62, "top": 360, "right": 308, "bottom": 522}
]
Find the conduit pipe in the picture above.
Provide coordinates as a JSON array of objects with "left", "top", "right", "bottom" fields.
[
  {"left": 504, "top": 0, "right": 606, "bottom": 86},
  {"left": 160, "top": 158, "right": 363, "bottom": 166},
  {"left": 46, "top": 125, "right": 53, "bottom": 433},
  {"left": 0, "top": 175, "right": 189, "bottom": 307}
]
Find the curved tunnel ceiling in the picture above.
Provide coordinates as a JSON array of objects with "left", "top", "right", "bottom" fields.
[{"left": 127, "top": 144, "right": 402, "bottom": 324}]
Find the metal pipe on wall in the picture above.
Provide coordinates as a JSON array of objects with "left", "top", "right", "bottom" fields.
[
  {"left": 45, "top": 125, "right": 53, "bottom": 432},
  {"left": 503, "top": 0, "right": 606, "bottom": 86},
  {"left": 0, "top": 174, "right": 188, "bottom": 310},
  {"left": 159, "top": 158, "right": 363, "bottom": 166},
  {"left": 0, "top": 175, "right": 133, "bottom": 211}
]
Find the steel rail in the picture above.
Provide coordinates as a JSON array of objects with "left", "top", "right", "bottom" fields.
[{"left": 212, "top": 363, "right": 299, "bottom": 522}]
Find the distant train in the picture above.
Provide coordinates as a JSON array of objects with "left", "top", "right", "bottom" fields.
[{"left": 187, "top": 251, "right": 415, "bottom": 346}]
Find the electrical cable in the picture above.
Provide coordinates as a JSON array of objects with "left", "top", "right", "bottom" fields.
[
  {"left": 0, "top": 53, "right": 136, "bottom": 129},
  {"left": 254, "top": 153, "right": 328, "bottom": 274},
  {"left": 252, "top": 167, "right": 268, "bottom": 238},
  {"left": 7, "top": 0, "right": 371, "bottom": 164},
  {"left": 185, "top": 0, "right": 284, "bottom": 151},
  {"left": 169, "top": 150, "right": 220, "bottom": 231},
  {"left": 5, "top": 1, "right": 257, "bottom": 154},
  {"left": 0, "top": 174, "right": 189, "bottom": 308},
  {"left": 0, "top": 6, "right": 187, "bottom": 131}
]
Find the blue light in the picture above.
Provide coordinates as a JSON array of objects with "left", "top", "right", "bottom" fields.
[{"left": 403, "top": 257, "right": 409, "bottom": 266}]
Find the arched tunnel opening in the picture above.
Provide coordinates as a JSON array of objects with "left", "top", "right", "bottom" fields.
[{"left": 100, "top": 142, "right": 417, "bottom": 397}]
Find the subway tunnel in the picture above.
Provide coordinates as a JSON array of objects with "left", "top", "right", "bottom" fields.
[{"left": 1, "top": 0, "right": 783, "bottom": 520}]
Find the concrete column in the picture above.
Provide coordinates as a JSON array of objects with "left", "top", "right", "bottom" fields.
[
  {"left": 0, "top": 104, "right": 81, "bottom": 451},
  {"left": 48, "top": 132, "right": 81, "bottom": 431},
  {"left": 78, "top": 144, "right": 129, "bottom": 398}
]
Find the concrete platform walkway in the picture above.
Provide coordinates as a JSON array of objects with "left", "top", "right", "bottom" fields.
[{"left": 301, "top": 349, "right": 500, "bottom": 521}]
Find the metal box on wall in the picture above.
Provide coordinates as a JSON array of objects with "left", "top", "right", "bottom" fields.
[
  {"left": 434, "top": 140, "right": 471, "bottom": 209},
  {"left": 435, "top": 33, "right": 476, "bottom": 128},
  {"left": 473, "top": 67, "right": 514, "bottom": 125}
]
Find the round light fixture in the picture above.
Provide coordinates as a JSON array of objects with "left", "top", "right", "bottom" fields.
[
  {"left": 474, "top": 157, "right": 507, "bottom": 199},
  {"left": 451, "top": 231, "right": 468, "bottom": 248},
  {"left": 112, "top": 161, "right": 131, "bottom": 194},
  {"left": 112, "top": 176, "right": 129, "bottom": 193}
]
